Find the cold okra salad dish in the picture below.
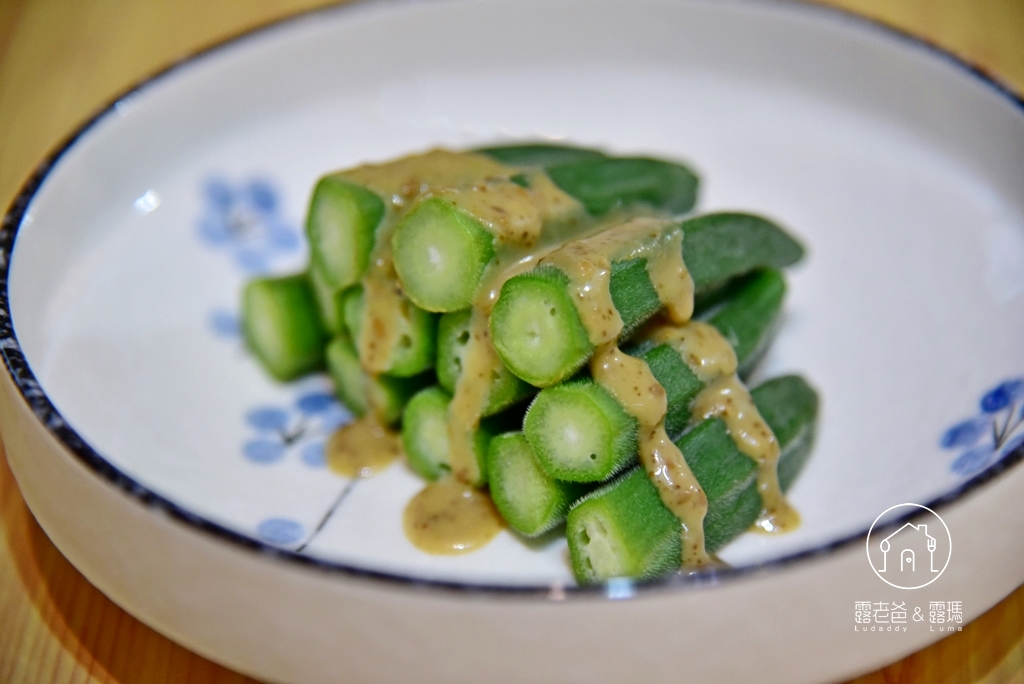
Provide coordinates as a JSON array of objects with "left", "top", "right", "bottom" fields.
[{"left": 242, "top": 143, "right": 818, "bottom": 585}]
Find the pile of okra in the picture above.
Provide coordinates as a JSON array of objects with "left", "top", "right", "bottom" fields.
[{"left": 242, "top": 143, "right": 819, "bottom": 584}]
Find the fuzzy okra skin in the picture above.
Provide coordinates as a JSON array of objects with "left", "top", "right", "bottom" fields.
[
  {"left": 341, "top": 285, "right": 438, "bottom": 377},
  {"left": 664, "top": 268, "right": 786, "bottom": 436},
  {"left": 391, "top": 155, "right": 701, "bottom": 314},
  {"left": 523, "top": 269, "right": 786, "bottom": 482},
  {"left": 436, "top": 309, "right": 535, "bottom": 416},
  {"left": 683, "top": 213, "right": 805, "bottom": 292},
  {"left": 698, "top": 268, "right": 787, "bottom": 379},
  {"left": 546, "top": 157, "right": 699, "bottom": 217},
  {"left": 242, "top": 273, "right": 328, "bottom": 381},
  {"left": 487, "top": 433, "right": 592, "bottom": 537},
  {"left": 566, "top": 374, "right": 819, "bottom": 584},
  {"left": 324, "top": 335, "right": 430, "bottom": 426},
  {"left": 306, "top": 176, "right": 386, "bottom": 291},
  {"left": 490, "top": 213, "right": 803, "bottom": 387}
]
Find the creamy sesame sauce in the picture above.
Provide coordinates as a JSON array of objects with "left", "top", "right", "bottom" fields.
[
  {"left": 447, "top": 308, "right": 497, "bottom": 485},
  {"left": 691, "top": 375, "right": 800, "bottom": 533},
  {"left": 341, "top": 150, "right": 513, "bottom": 378},
  {"left": 645, "top": 320, "right": 738, "bottom": 383},
  {"left": 544, "top": 218, "right": 712, "bottom": 567},
  {"left": 403, "top": 477, "right": 504, "bottom": 554},
  {"left": 444, "top": 175, "right": 586, "bottom": 493},
  {"left": 540, "top": 217, "right": 676, "bottom": 344},
  {"left": 326, "top": 414, "right": 402, "bottom": 478},
  {"left": 590, "top": 342, "right": 711, "bottom": 566},
  {"left": 646, "top": 319, "right": 799, "bottom": 534}
]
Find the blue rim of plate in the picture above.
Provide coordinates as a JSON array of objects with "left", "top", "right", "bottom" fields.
[{"left": 1, "top": 0, "right": 1022, "bottom": 598}]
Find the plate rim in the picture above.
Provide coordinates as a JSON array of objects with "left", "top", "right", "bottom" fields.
[{"left": 2, "top": 0, "right": 1022, "bottom": 597}]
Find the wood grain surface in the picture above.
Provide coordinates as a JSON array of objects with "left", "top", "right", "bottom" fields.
[{"left": 0, "top": 1, "right": 1022, "bottom": 682}]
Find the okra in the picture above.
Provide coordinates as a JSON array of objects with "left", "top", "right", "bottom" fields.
[
  {"left": 699, "top": 268, "right": 786, "bottom": 379},
  {"left": 324, "top": 335, "right": 429, "bottom": 426},
  {"left": 391, "top": 155, "right": 701, "bottom": 313},
  {"left": 524, "top": 269, "right": 785, "bottom": 482},
  {"left": 242, "top": 273, "right": 328, "bottom": 381},
  {"left": 546, "top": 156, "right": 699, "bottom": 217},
  {"left": 391, "top": 197, "right": 497, "bottom": 312},
  {"left": 305, "top": 176, "right": 386, "bottom": 290},
  {"left": 566, "top": 374, "right": 819, "bottom": 584},
  {"left": 490, "top": 213, "right": 803, "bottom": 387},
  {"left": 401, "top": 386, "right": 456, "bottom": 481},
  {"left": 682, "top": 212, "right": 805, "bottom": 293},
  {"left": 523, "top": 381, "right": 639, "bottom": 483},
  {"left": 399, "top": 385, "right": 512, "bottom": 486},
  {"left": 341, "top": 285, "right": 438, "bottom": 377},
  {"left": 308, "top": 266, "right": 346, "bottom": 335},
  {"left": 436, "top": 309, "right": 534, "bottom": 416},
  {"left": 475, "top": 143, "right": 607, "bottom": 168},
  {"left": 487, "top": 433, "right": 591, "bottom": 537},
  {"left": 661, "top": 268, "right": 786, "bottom": 435}
]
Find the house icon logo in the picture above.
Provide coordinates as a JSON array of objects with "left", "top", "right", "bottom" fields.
[{"left": 866, "top": 504, "right": 952, "bottom": 590}]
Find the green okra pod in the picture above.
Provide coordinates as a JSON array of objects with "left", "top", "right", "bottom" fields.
[
  {"left": 391, "top": 154, "right": 701, "bottom": 313},
  {"left": 490, "top": 213, "right": 802, "bottom": 387},
  {"left": 325, "top": 335, "right": 430, "bottom": 426},
  {"left": 242, "top": 273, "right": 328, "bottom": 381},
  {"left": 523, "top": 269, "right": 786, "bottom": 482},
  {"left": 566, "top": 374, "right": 819, "bottom": 584},
  {"left": 436, "top": 309, "right": 535, "bottom": 416},
  {"left": 305, "top": 177, "right": 386, "bottom": 291},
  {"left": 487, "top": 432, "right": 592, "bottom": 537},
  {"left": 546, "top": 156, "right": 699, "bottom": 217},
  {"left": 399, "top": 385, "right": 518, "bottom": 487},
  {"left": 341, "top": 285, "right": 438, "bottom": 378},
  {"left": 474, "top": 143, "right": 607, "bottom": 168}
]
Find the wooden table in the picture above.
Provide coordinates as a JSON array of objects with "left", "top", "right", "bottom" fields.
[{"left": 0, "top": 1, "right": 1022, "bottom": 681}]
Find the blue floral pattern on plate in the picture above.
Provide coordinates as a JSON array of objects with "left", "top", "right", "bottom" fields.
[
  {"left": 243, "top": 389, "right": 350, "bottom": 468},
  {"left": 941, "top": 379, "right": 1024, "bottom": 476},
  {"left": 193, "top": 176, "right": 361, "bottom": 550},
  {"left": 197, "top": 176, "right": 302, "bottom": 273}
]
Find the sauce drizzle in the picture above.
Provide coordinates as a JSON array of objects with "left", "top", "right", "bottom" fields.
[
  {"left": 403, "top": 477, "right": 504, "bottom": 554},
  {"left": 319, "top": 150, "right": 800, "bottom": 564},
  {"left": 546, "top": 218, "right": 713, "bottom": 567},
  {"left": 691, "top": 375, "right": 800, "bottom": 533},
  {"left": 326, "top": 414, "right": 402, "bottom": 478},
  {"left": 646, "top": 319, "right": 800, "bottom": 534}
]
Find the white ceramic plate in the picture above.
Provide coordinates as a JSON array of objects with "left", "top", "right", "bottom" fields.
[{"left": 2, "top": 0, "right": 1023, "bottom": 682}]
